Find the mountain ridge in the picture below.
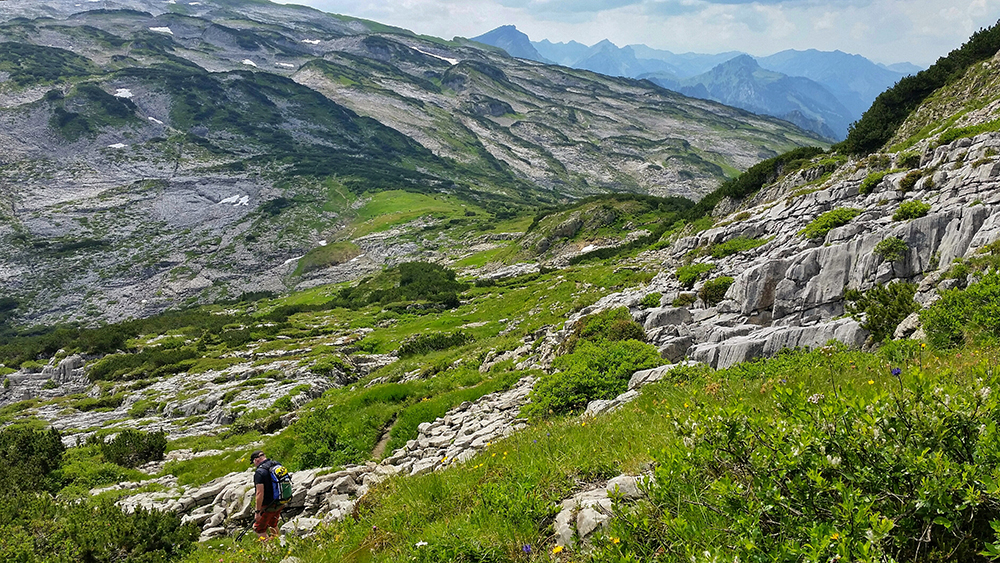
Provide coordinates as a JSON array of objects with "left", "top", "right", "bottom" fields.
[{"left": 473, "top": 25, "right": 920, "bottom": 140}]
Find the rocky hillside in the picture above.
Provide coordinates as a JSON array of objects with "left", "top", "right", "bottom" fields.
[
  {"left": 0, "top": 0, "right": 822, "bottom": 327},
  {"left": 2, "top": 48, "right": 999, "bottom": 552}
]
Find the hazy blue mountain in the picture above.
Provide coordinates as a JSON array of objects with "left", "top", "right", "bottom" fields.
[
  {"left": 471, "top": 27, "right": 922, "bottom": 139},
  {"left": 881, "top": 61, "right": 924, "bottom": 75},
  {"left": 471, "top": 25, "right": 550, "bottom": 63},
  {"left": 532, "top": 38, "right": 594, "bottom": 67},
  {"left": 573, "top": 40, "right": 651, "bottom": 77},
  {"left": 627, "top": 45, "right": 746, "bottom": 78},
  {"left": 643, "top": 55, "right": 854, "bottom": 140},
  {"left": 756, "top": 49, "right": 908, "bottom": 120}
]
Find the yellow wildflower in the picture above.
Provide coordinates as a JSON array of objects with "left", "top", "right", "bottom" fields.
[{"left": 552, "top": 545, "right": 564, "bottom": 554}]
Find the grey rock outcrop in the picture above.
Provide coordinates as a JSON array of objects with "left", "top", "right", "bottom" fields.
[{"left": 586, "top": 132, "right": 1000, "bottom": 369}]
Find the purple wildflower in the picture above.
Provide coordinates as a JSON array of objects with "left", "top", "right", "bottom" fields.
[
  {"left": 523, "top": 544, "right": 532, "bottom": 554},
  {"left": 891, "top": 367, "right": 902, "bottom": 376}
]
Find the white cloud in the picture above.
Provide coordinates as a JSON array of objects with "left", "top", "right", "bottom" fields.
[{"left": 280, "top": 0, "right": 1000, "bottom": 66}]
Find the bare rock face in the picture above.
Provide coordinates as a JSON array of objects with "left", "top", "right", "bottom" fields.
[{"left": 605, "top": 131, "right": 1000, "bottom": 369}]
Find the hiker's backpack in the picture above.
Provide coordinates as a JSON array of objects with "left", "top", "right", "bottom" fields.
[{"left": 265, "top": 461, "right": 293, "bottom": 507}]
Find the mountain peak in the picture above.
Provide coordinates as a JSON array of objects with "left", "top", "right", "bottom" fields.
[{"left": 472, "top": 25, "right": 548, "bottom": 62}]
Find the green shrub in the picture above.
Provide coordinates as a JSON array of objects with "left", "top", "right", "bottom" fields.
[
  {"left": 859, "top": 170, "right": 889, "bottom": 194},
  {"left": 937, "top": 118, "right": 1000, "bottom": 145},
  {"left": 844, "top": 282, "right": 919, "bottom": 342},
  {"left": 73, "top": 393, "right": 125, "bottom": 412},
  {"left": 676, "top": 263, "right": 714, "bottom": 289},
  {"left": 798, "top": 208, "right": 863, "bottom": 240},
  {"left": 921, "top": 269, "right": 1000, "bottom": 348},
  {"left": 272, "top": 395, "right": 294, "bottom": 412},
  {"left": 672, "top": 293, "right": 697, "bottom": 307},
  {"left": 293, "top": 241, "right": 362, "bottom": 276},
  {"left": 898, "top": 169, "right": 924, "bottom": 192},
  {"left": 639, "top": 293, "right": 662, "bottom": 308},
  {"left": 0, "top": 426, "right": 65, "bottom": 492},
  {"left": 226, "top": 409, "right": 283, "bottom": 436},
  {"left": 0, "top": 493, "right": 198, "bottom": 562},
  {"left": 874, "top": 237, "right": 909, "bottom": 262},
  {"left": 898, "top": 151, "right": 922, "bottom": 168},
  {"left": 563, "top": 307, "right": 645, "bottom": 354},
  {"left": 397, "top": 331, "right": 472, "bottom": 357},
  {"left": 708, "top": 236, "right": 768, "bottom": 258},
  {"left": 699, "top": 276, "right": 734, "bottom": 306},
  {"left": 691, "top": 146, "right": 826, "bottom": 215},
  {"left": 98, "top": 429, "right": 167, "bottom": 468},
  {"left": 524, "top": 339, "right": 662, "bottom": 417},
  {"left": 601, "top": 363, "right": 1000, "bottom": 563},
  {"left": 893, "top": 199, "right": 931, "bottom": 221}
]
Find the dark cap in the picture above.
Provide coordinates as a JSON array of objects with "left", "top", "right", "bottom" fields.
[{"left": 250, "top": 450, "right": 264, "bottom": 464}]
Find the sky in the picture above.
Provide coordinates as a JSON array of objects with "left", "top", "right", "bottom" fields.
[{"left": 277, "top": 0, "right": 1000, "bottom": 67}]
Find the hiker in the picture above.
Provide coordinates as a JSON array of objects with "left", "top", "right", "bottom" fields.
[{"left": 250, "top": 450, "right": 285, "bottom": 539}]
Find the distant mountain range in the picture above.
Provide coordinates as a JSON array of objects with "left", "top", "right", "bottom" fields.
[{"left": 473, "top": 26, "right": 921, "bottom": 140}]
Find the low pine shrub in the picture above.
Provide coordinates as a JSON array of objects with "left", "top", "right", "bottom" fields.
[
  {"left": 0, "top": 426, "right": 65, "bottom": 492},
  {"left": 699, "top": 276, "right": 734, "bottom": 306},
  {"left": 524, "top": 339, "right": 662, "bottom": 417},
  {"left": 0, "top": 494, "right": 198, "bottom": 562},
  {"left": 639, "top": 293, "right": 662, "bottom": 308},
  {"left": 893, "top": 199, "right": 931, "bottom": 221},
  {"left": 676, "top": 262, "right": 714, "bottom": 289},
  {"left": 798, "top": 208, "right": 863, "bottom": 240},
  {"left": 708, "top": 236, "right": 768, "bottom": 258},
  {"left": 98, "top": 429, "right": 167, "bottom": 468},
  {"left": 898, "top": 169, "right": 924, "bottom": 192},
  {"left": 598, "top": 363, "right": 1000, "bottom": 563},
  {"left": 672, "top": 293, "right": 696, "bottom": 307},
  {"left": 921, "top": 269, "right": 1000, "bottom": 348},
  {"left": 858, "top": 170, "right": 889, "bottom": 194},
  {"left": 844, "top": 282, "right": 919, "bottom": 342},
  {"left": 563, "top": 307, "right": 646, "bottom": 354},
  {"left": 898, "top": 151, "right": 921, "bottom": 168},
  {"left": 874, "top": 236, "right": 909, "bottom": 262},
  {"left": 397, "top": 331, "right": 472, "bottom": 357}
]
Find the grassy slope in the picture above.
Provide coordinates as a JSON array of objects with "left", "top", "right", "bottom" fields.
[{"left": 174, "top": 341, "right": 1000, "bottom": 563}]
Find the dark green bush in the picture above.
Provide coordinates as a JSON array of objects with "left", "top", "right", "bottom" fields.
[
  {"left": 0, "top": 426, "right": 65, "bottom": 492},
  {"left": 0, "top": 494, "right": 198, "bottom": 563},
  {"left": 798, "top": 208, "right": 863, "bottom": 240},
  {"left": 672, "top": 293, "right": 697, "bottom": 307},
  {"left": 858, "top": 170, "right": 890, "bottom": 194},
  {"left": 600, "top": 363, "right": 1000, "bottom": 563},
  {"left": 692, "top": 146, "right": 826, "bottom": 214},
  {"left": 921, "top": 269, "right": 1000, "bottom": 348},
  {"left": 898, "top": 169, "right": 924, "bottom": 192},
  {"left": 676, "top": 263, "right": 714, "bottom": 289},
  {"left": 893, "top": 200, "right": 931, "bottom": 221},
  {"left": 98, "top": 429, "right": 167, "bottom": 468},
  {"left": 563, "top": 307, "right": 645, "bottom": 354},
  {"left": 898, "top": 152, "right": 922, "bottom": 169},
  {"left": 709, "top": 236, "right": 768, "bottom": 258},
  {"left": 844, "top": 282, "right": 919, "bottom": 342},
  {"left": 639, "top": 293, "right": 662, "bottom": 308},
  {"left": 699, "top": 276, "right": 734, "bottom": 306},
  {"left": 397, "top": 331, "right": 472, "bottom": 357},
  {"left": 874, "top": 237, "right": 909, "bottom": 262},
  {"left": 524, "top": 339, "right": 662, "bottom": 417}
]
